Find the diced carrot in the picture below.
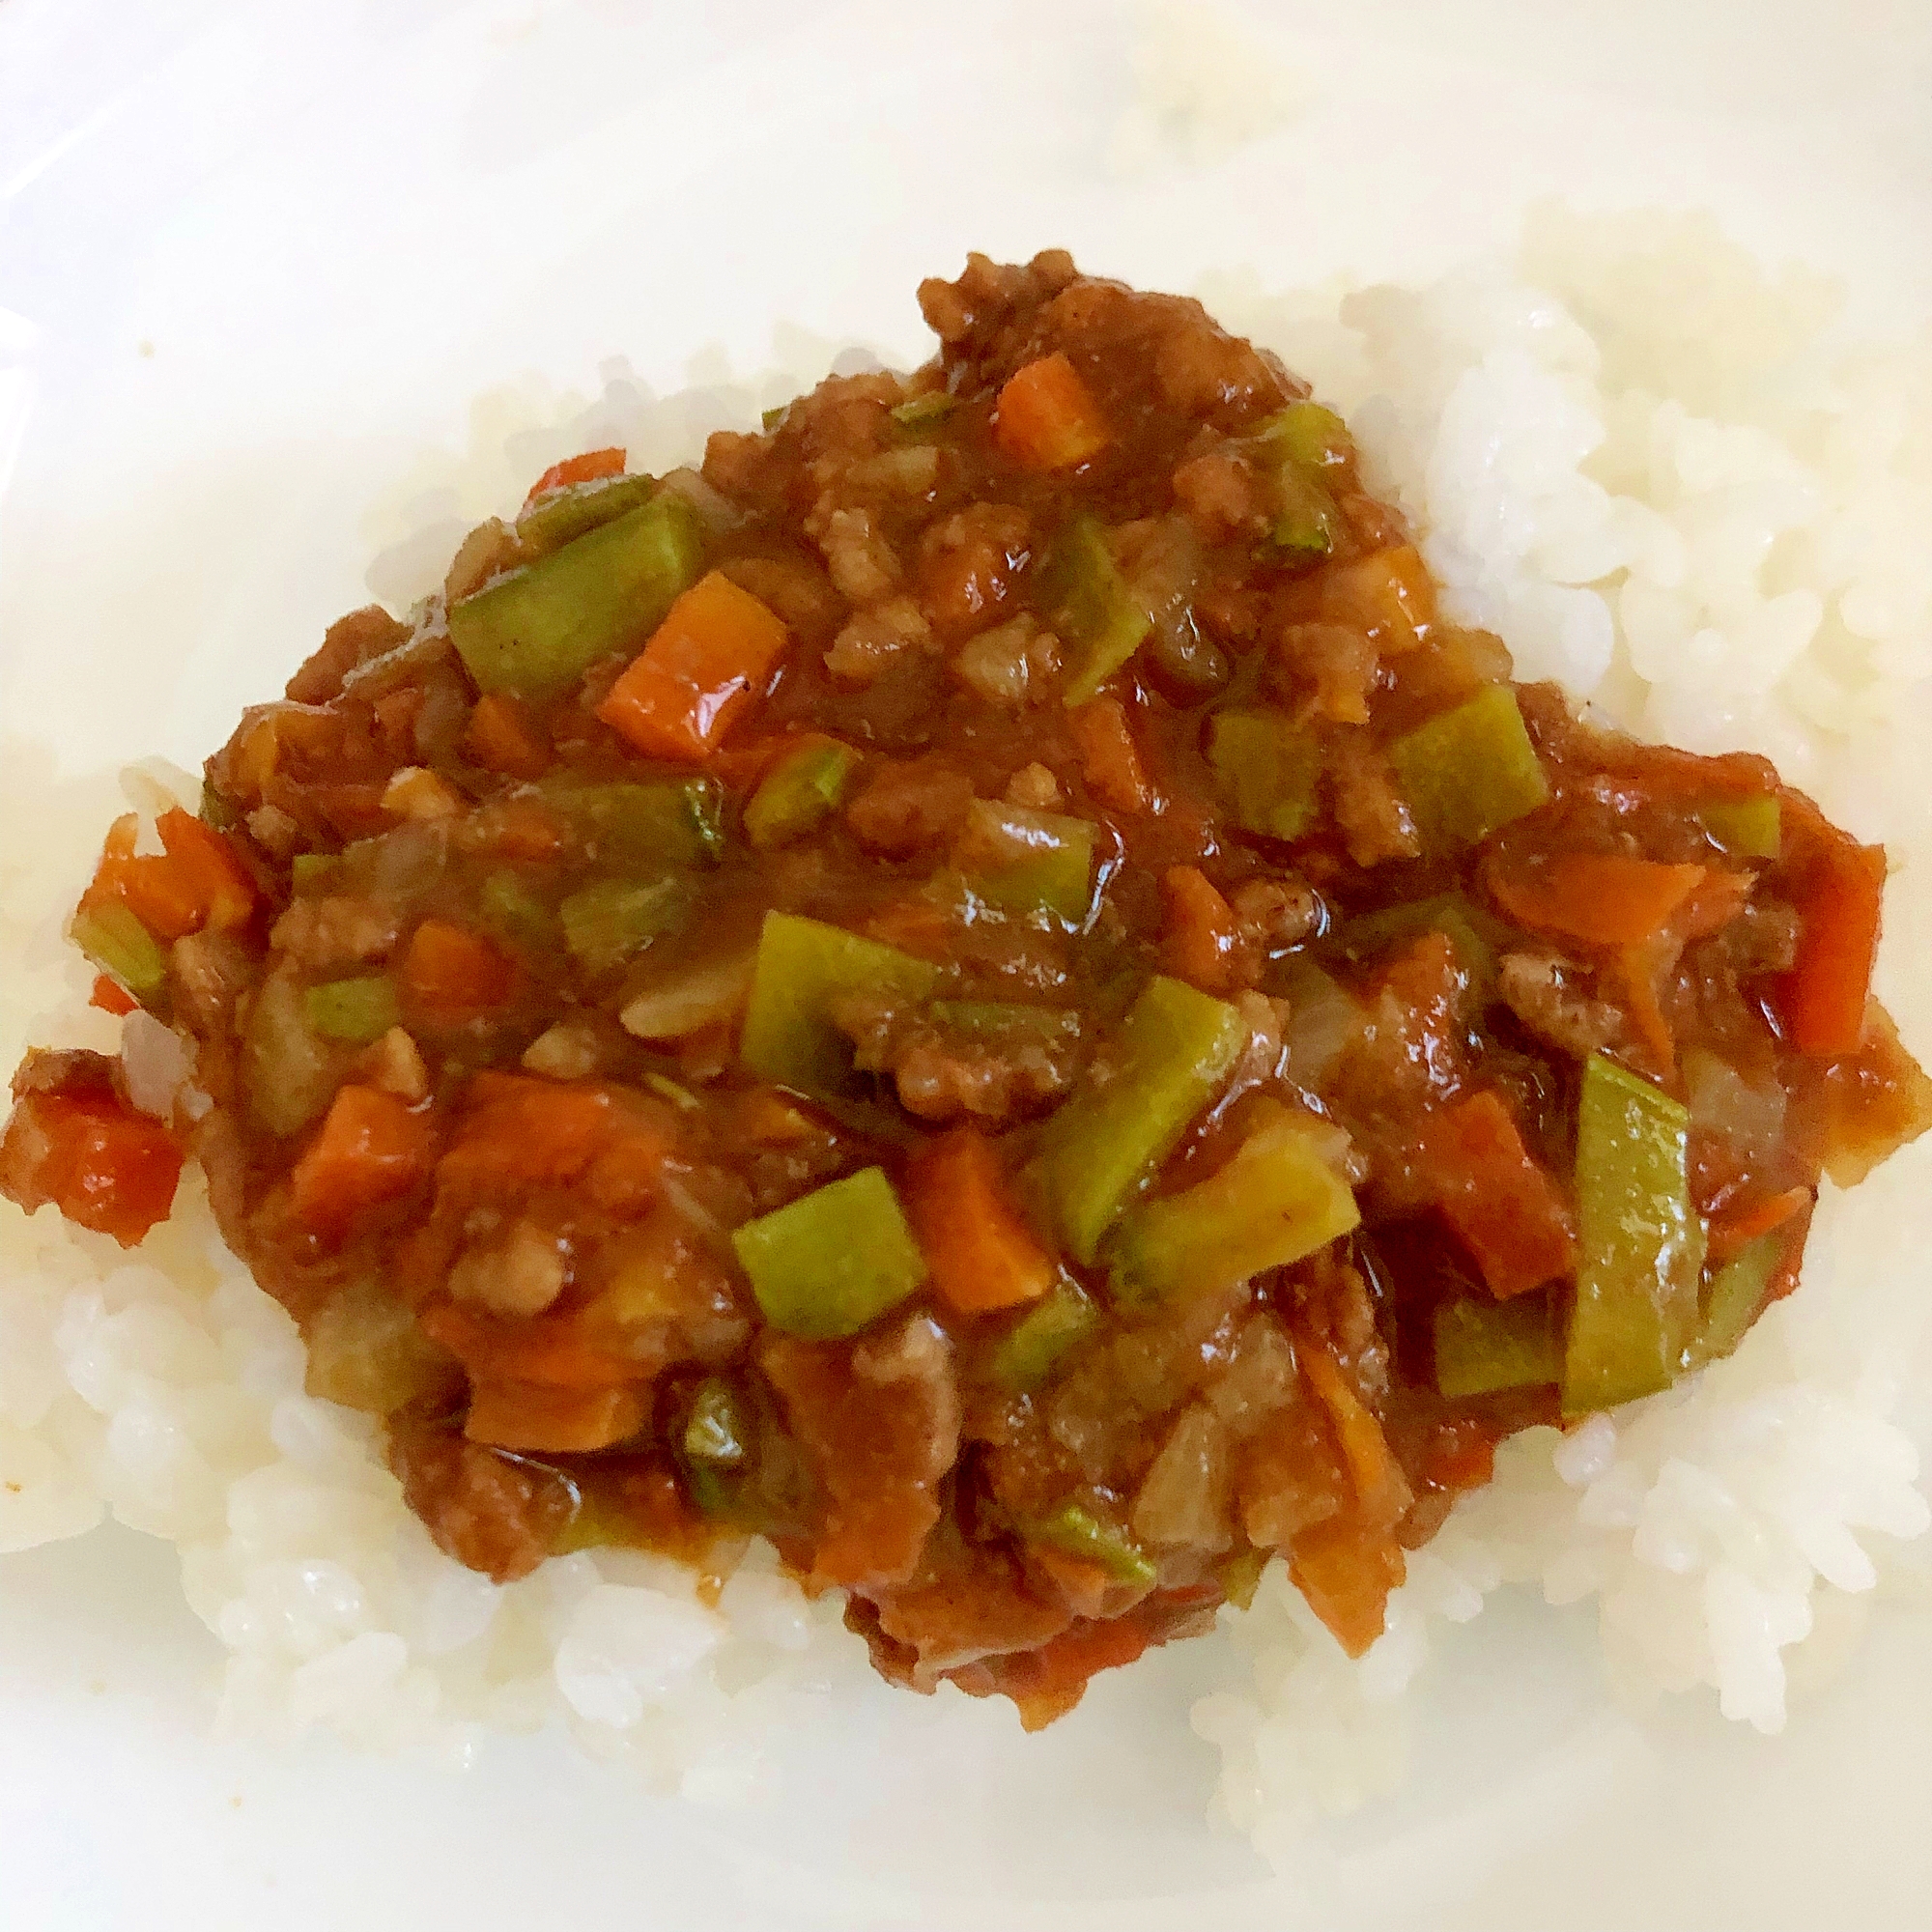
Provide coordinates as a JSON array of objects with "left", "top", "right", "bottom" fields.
[
  {"left": 993, "top": 353, "right": 1111, "bottom": 471},
  {"left": 1317, "top": 545, "right": 1435, "bottom": 651},
  {"left": 856, "top": 895, "right": 960, "bottom": 962},
  {"left": 1486, "top": 852, "right": 1707, "bottom": 949},
  {"left": 463, "top": 693, "right": 552, "bottom": 781},
  {"left": 397, "top": 920, "right": 517, "bottom": 1025},
  {"left": 87, "top": 809, "right": 257, "bottom": 941},
  {"left": 1419, "top": 1415, "right": 1499, "bottom": 1493},
  {"left": 464, "top": 1378, "right": 647, "bottom": 1454},
  {"left": 1028, "top": 1545, "right": 1117, "bottom": 1620},
  {"left": 437, "top": 1071, "right": 619, "bottom": 1193},
  {"left": 1424, "top": 1090, "right": 1576, "bottom": 1298},
  {"left": 0, "top": 1090, "right": 183, "bottom": 1247},
  {"left": 523, "top": 446, "right": 626, "bottom": 506},
  {"left": 1609, "top": 937, "right": 1679, "bottom": 1078},
  {"left": 1159, "top": 865, "right": 1238, "bottom": 993},
  {"left": 904, "top": 1126, "right": 1056, "bottom": 1314},
  {"left": 1289, "top": 1513, "right": 1406, "bottom": 1659},
  {"left": 595, "top": 570, "right": 791, "bottom": 764},
  {"left": 1779, "top": 836, "right": 1885, "bottom": 1058},
  {"left": 1673, "top": 867, "right": 1753, "bottom": 940},
  {"left": 463, "top": 794, "right": 567, "bottom": 862},
  {"left": 1067, "top": 696, "right": 1155, "bottom": 813},
  {"left": 290, "top": 1084, "right": 437, "bottom": 1240},
  {"left": 1295, "top": 1330, "right": 1413, "bottom": 1531},
  {"left": 999, "top": 1613, "right": 1155, "bottom": 1731},
  {"left": 581, "top": 1123, "right": 673, "bottom": 1217},
  {"left": 1706, "top": 1184, "right": 1811, "bottom": 1264},
  {"left": 89, "top": 975, "right": 138, "bottom": 1017},
  {"left": 419, "top": 1303, "right": 640, "bottom": 1388}
]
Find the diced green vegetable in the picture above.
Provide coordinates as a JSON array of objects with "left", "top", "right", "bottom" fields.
[
  {"left": 1208, "top": 710, "right": 1322, "bottom": 842},
  {"left": 1106, "top": 1103, "right": 1360, "bottom": 1306},
  {"left": 1031, "top": 976, "right": 1247, "bottom": 1264},
  {"left": 891, "top": 390, "right": 958, "bottom": 430},
  {"left": 928, "top": 1001, "right": 1083, "bottom": 1045},
  {"left": 1270, "top": 467, "right": 1344, "bottom": 560},
  {"left": 1563, "top": 1053, "right": 1704, "bottom": 1414},
  {"left": 738, "top": 912, "right": 940, "bottom": 1101},
  {"left": 761, "top": 403, "right": 789, "bottom": 432},
  {"left": 1255, "top": 401, "right": 1352, "bottom": 470},
  {"left": 1216, "top": 1547, "right": 1268, "bottom": 1610},
  {"left": 729, "top": 1166, "right": 927, "bottom": 1339},
  {"left": 516, "top": 472, "right": 655, "bottom": 555},
  {"left": 1387, "top": 686, "right": 1549, "bottom": 852},
  {"left": 290, "top": 853, "right": 339, "bottom": 895},
  {"left": 1434, "top": 1293, "right": 1561, "bottom": 1398},
  {"left": 1697, "top": 795, "right": 1782, "bottom": 861},
  {"left": 242, "top": 972, "right": 339, "bottom": 1137},
  {"left": 303, "top": 976, "right": 400, "bottom": 1045},
  {"left": 448, "top": 495, "right": 704, "bottom": 699},
  {"left": 957, "top": 799, "right": 1097, "bottom": 926},
  {"left": 681, "top": 1378, "right": 751, "bottom": 1467},
  {"left": 988, "top": 1275, "right": 1102, "bottom": 1394},
  {"left": 744, "top": 740, "right": 860, "bottom": 851},
  {"left": 1029, "top": 1501, "right": 1156, "bottom": 1586},
  {"left": 478, "top": 868, "right": 555, "bottom": 951},
  {"left": 199, "top": 787, "right": 240, "bottom": 833},
  {"left": 70, "top": 902, "right": 166, "bottom": 1000},
  {"left": 549, "top": 779, "right": 724, "bottom": 868},
  {"left": 559, "top": 876, "right": 689, "bottom": 976},
  {"left": 1041, "top": 514, "right": 1153, "bottom": 707},
  {"left": 1688, "top": 1228, "right": 1784, "bottom": 1367}
]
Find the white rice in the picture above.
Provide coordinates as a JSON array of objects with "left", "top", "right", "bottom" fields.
[{"left": 2, "top": 207, "right": 1928, "bottom": 1859}]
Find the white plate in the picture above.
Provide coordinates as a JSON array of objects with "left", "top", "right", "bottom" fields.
[{"left": 3, "top": 3, "right": 1930, "bottom": 1925}]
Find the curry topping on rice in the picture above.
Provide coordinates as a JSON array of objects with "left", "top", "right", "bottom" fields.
[{"left": 6, "top": 252, "right": 1928, "bottom": 1728}]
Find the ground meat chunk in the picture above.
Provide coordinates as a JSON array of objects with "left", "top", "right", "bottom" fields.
[
  {"left": 1270, "top": 621, "right": 1380, "bottom": 725},
  {"left": 842, "top": 754, "right": 976, "bottom": 857},
  {"left": 387, "top": 1420, "right": 576, "bottom": 1583},
  {"left": 168, "top": 928, "right": 259, "bottom": 1035},
  {"left": 816, "top": 507, "right": 902, "bottom": 605},
  {"left": 823, "top": 595, "right": 934, "bottom": 688},
  {"left": 1326, "top": 732, "right": 1420, "bottom": 866},
  {"left": 1498, "top": 949, "right": 1625, "bottom": 1059},
  {"left": 760, "top": 1314, "right": 961, "bottom": 1590},
  {"left": 918, "top": 503, "right": 1030, "bottom": 639},
  {"left": 1171, "top": 450, "right": 1272, "bottom": 540},
  {"left": 285, "top": 605, "right": 412, "bottom": 705},
  {"left": 269, "top": 895, "right": 404, "bottom": 970}
]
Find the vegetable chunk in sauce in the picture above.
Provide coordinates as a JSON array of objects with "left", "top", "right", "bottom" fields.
[{"left": 7, "top": 251, "right": 1930, "bottom": 1729}]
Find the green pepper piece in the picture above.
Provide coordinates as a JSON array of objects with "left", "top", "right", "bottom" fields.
[
  {"left": 739, "top": 911, "right": 941, "bottom": 1101},
  {"left": 1563, "top": 1053, "right": 1704, "bottom": 1414},
  {"left": 1254, "top": 400, "right": 1353, "bottom": 470},
  {"left": 1032, "top": 976, "right": 1248, "bottom": 1264},
  {"left": 549, "top": 779, "right": 723, "bottom": 869},
  {"left": 1041, "top": 515, "right": 1152, "bottom": 707},
  {"left": 303, "top": 976, "right": 400, "bottom": 1045},
  {"left": 1106, "top": 1103, "right": 1360, "bottom": 1306},
  {"left": 730, "top": 1166, "right": 927, "bottom": 1339},
  {"left": 1688, "top": 1227, "right": 1785, "bottom": 1367},
  {"left": 956, "top": 799, "right": 1097, "bottom": 927},
  {"left": 928, "top": 1001, "right": 1083, "bottom": 1045},
  {"left": 988, "top": 1275, "right": 1102, "bottom": 1395},
  {"left": 1387, "top": 685, "right": 1549, "bottom": 852},
  {"left": 682, "top": 1378, "right": 751, "bottom": 1467},
  {"left": 559, "top": 876, "right": 689, "bottom": 977},
  {"left": 1271, "top": 468, "right": 1344, "bottom": 560},
  {"left": 515, "top": 472, "right": 655, "bottom": 556},
  {"left": 478, "top": 868, "right": 554, "bottom": 952},
  {"left": 744, "top": 740, "right": 860, "bottom": 851},
  {"left": 1434, "top": 1293, "right": 1561, "bottom": 1398},
  {"left": 1697, "top": 795, "right": 1781, "bottom": 861},
  {"left": 1216, "top": 1547, "right": 1268, "bottom": 1611},
  {"left": 1029, "top": 1501, "right": 1156, "bottom": 1586},
  {"left": 448, "top": 495, "right": 704, "bottom": 699},
  {"left": 70, "top": 903, "right": 167, "bottom": 1001},
  {"left": 760, "top": 403, "right": 790, "bottom": 432},
  {"left": 890, "top": 390, "right": 958, "bottom": 430},
  {"left": 1208, "top": 710, "right": 1322, "bottom": 842},
  {"left": 290, "top": 852, "right": 339, "bottom": 896}
]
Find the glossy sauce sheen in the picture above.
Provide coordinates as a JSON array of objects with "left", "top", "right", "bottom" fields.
[{"left": 7, "top": 252, "right": 1928, "bottom": 1731}]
